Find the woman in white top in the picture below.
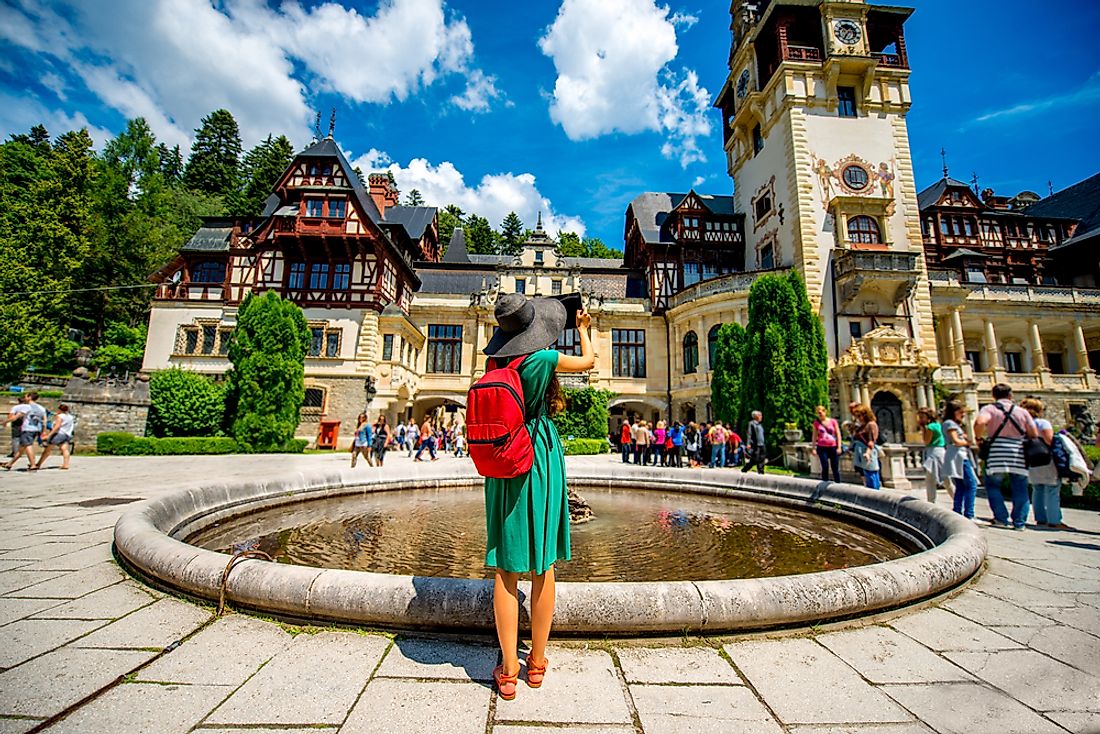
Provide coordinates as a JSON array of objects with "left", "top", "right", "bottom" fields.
[
  {"left": 942, "top": 400, "right": 977, "bottom": 519},
  {"left": 36, "top": 404, "right": 74, "bottom": 470},
  {"left": 1019, "top": 398, "right": 1070, "bottom": 530}
]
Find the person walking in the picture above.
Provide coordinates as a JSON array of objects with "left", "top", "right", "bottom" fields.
[
  {"left": 405, "top": 419, "right": 418, "bottom": 456},
  {"left": 918, "top": 407, "right": 948, "bottom": 502},
  {"left": 35, "top": 403, "right": 74, "bottom": 470},
  {"left": 974, "top": 384, "right": 1037, "bottom": 529},
  {"left": 479, "top": 293, "right": 594, "bottom": 701},
  {"left": 707, "top": 421, "right": 727, "bottom": 468},
  {"left": 350, "top": 414, "right": 372, "bottom": 468},
  {"left": 414, "top": 415, "right": 438, "bottom": 461},
  {"left": 372, "top": 415, "right": 390, "bottom": 467},
  {"left": 3, "top": 391, "right": 46, "bottom": 471},
  {"left": 653, "top": 421, "right": 667, "bottom": 467},
  {"left": 851, "top": 405, "right": 881, "bottom": 489},
  {"left": 942, "top": 400, "right": 978, "bottom": 519},
  {"left": 633, "top": 420, "right": 650, "bottom": 465},
  {"left": 7, "top": 394, "right": 27, "bottom": 460},
  {"left": 684, "top": 422, "right": 699, "bottom": 468},
  {"left": 669, "top": 421, "right": 684, "bottom": 468},
  {"left": 742, "top": 411, "right": 767, "bottom": 475},
  {"left": 813, "top": 405, "right": 841, "bottom": 482},
  {"left": 619, "top": 419, "right": 632, "bottom": 463},
  {"left": 1020, "top": 398, "right": 1069, "bottom": 529},
  {"left": 453, "top": 423, "right": 466, "bottom": 458}
]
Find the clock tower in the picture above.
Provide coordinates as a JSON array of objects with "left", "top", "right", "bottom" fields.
[{"left": 714, "top": 0, "right": 939, "bottom": 436}]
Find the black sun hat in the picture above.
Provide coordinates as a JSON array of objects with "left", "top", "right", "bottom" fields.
[{"left": 483, "top": 293, "right": 568, "bottom": 358}]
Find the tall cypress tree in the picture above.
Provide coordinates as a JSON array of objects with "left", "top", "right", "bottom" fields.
[
  {"left": 183, "top": 109, "right": 242, "bottom": 198},
  {"left": 237, "top": 134, "right": 293, "bottom": 216},
  {"left": 710, "top": 322, "right": 747, "bottom": 428}
]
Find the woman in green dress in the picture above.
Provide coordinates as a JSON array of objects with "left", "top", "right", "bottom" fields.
[{"left": 481, "top": 293, "right": 594, "bottom": 701}]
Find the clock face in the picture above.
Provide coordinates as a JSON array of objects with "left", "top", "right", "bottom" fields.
[
  {"left": 834, "top": 19, "right": 861, "bottom": 45},
  {"left": 736, "top": 69, "right": 750, "bottom": 99}
]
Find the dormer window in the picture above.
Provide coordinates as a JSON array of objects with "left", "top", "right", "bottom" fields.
[{"left": 305, "top": 198, "right": 323, "bottom": 217}]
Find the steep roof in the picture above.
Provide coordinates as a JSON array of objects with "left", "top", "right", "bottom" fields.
[
  {"left": 561, "top": 256, "right": 624, "bottom": 269},
  {"left": 296, "top": 137, "right": 384, "bottom": 224},
  {"left": 385, "top": 205, "right": 436, "bottom": 239},
  {"left": 627, "top": 191, "right": 737, "bottom": 245},
  {"left": 441, "top": 228, "right": 470, "bottom": 263},
  {"left": 418, "top": 271, "right": 494, "bottom": 294},
  {"left": 181, "top": 223, "right": 233, "bottom": 253},
  {"left": 1026, "top": 172, "right": 1100, "bottom": 246},
  {"left": 916, "top": 177, "right": 973, "bottom": 210}
]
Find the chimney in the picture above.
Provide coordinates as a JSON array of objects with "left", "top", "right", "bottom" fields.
[{"left": 368, "top": 172, "right": 399, "bottom": 215}]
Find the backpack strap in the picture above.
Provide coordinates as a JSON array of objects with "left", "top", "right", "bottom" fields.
[{"left": 989, "top": 404, "right": 1020, "bottom": 442}]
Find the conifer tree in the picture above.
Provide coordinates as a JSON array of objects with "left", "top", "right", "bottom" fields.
[
  {"left": 465, "top": 214, "right": 497, "bottom": 255},
  {"left": 710, "top": 322, "right": 747, "bottom": 428},
  {"left": 156, "top": 143, "right": 184, "bottom": 183},
  {"left": 183, "top": 109, "right": 242, "bottom": 198},
  {"left": 237, "top": 134, "right": 293, "bottom": 216},
  {"left": 405, "top": 188, "right": 425, "bottom": 206},
  {"left": 499, "top": 211, "right": 525, "bottom": 256},
  {"left": 438, "top": 204, "right": 464, "bottom": 250}
]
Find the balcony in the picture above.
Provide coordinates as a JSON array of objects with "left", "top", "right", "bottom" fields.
[
  {"left": 833, "top": 250, "right": 920, "bottom": 312},
  {"left": 872, "top": 52, "right": 906, "bottom": 69},
  {"left": 784, "top": 45, "right": 821, "bottom": 62},
  {"left": 154, "top": 282, "right": 224, "bottom": 302}
]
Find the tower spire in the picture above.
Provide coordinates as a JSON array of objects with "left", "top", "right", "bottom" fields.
[
  {"left": 940, "top": 147, "right": 949, "bottom": 178},
  {"left": 536, "top": 211, "right": 543, "bottom": 231},
  {"left": 328, "top": 108, "right": 336, "bottom": 139}
]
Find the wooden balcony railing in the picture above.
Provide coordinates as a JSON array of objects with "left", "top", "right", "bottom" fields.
[
  {"left": 785, "top": 45, "right": 822, "bottom": 62},
  {"left": 154, "top": 282, "right": 225, "bottom": 302},
  {"left": 872, "top": 52, "right": 906, "bottom": 69}
]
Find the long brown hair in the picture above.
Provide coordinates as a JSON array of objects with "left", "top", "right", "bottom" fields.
[{"left": 546, "top": 375, "right": 565, "bottom": 415}]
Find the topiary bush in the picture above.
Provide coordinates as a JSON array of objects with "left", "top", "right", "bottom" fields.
[
  {"left": 562, "top": 437, "right": 610, "bottom": 455},
  {"left": 223, "top": 291, "right": 309, "bottom": 452},
  {"left": 147, "top": 367, "right": 224, "bottom": 437}
]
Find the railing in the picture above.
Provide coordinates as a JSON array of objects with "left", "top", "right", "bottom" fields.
[
  {"left": 833, "top": 250, "right": 919, "bottom": 277},
  {"left": 872, "top": 52, "right": 906, "bottom": 68},
  {"left": 559, "top": 373, "right": 590, "bottom": 389},
  {"left": 154, "top": 282, "right": 225, "bottom": 302},
  {"left": 785, "top": 45, "right": 822, "bottom": 62},
  {"left": 667, "top": 269, "right": 789, "bottom": 310},
  {"left": 1053, "top": 374, "right": 1090, "bottom": 389}
]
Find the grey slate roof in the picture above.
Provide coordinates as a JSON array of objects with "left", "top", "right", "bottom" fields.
[
  {"left": 917, "top": 177, "right": 974, "bottom": 211},
  {"left": 441, "top": 228, "right": 470, "bottom": 263},
  {"left": 941, "top": 248, "right": 989, "bottom": 261},
  {"left": 1025, "top": 172, "right": 1100, "bottom": 249},
  {"left": 418, "top": 271, "right": 494, "bottom": 294},
  {"left": 627, "top": 191, "right": 737, "bottom": 244},
  {"left": 561, "top": 257, "right": 624, "bottom": 268},
  {"left": 469, "top": 254, "right": 510, "bottom": 265},
  {"left": 296, "top": 137, "right": 384, "bottom": 224},
  {"left": 181, "top": 225, "right": 232, "bottom": 253},
  {"left": 385, "top": 206, "right": 436, "bottom": 239}
]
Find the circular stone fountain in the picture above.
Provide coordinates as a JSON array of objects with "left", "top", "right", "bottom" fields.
[{"left": 113, "top": 463, "right": 986, "bottom": 635}]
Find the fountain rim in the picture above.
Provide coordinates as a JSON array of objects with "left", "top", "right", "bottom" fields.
[{"left": 112, "top": 464, "right": 987, "bottom": 635}]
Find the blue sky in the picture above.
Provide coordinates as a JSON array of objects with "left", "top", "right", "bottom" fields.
[{"left": 2, "top": 0, "right": 1098, "bottom": 246}]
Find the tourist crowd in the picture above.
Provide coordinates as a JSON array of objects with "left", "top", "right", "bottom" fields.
[
  {"left": 615, "top": 412, "right": 768, "bottom": 472},
  {"left": 349, "top": 413, "right": 467, "bottom": 468}
]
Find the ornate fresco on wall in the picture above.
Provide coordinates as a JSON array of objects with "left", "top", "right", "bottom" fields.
[{"left": 812, "top": 153, "right": 897, "bottom": 215}]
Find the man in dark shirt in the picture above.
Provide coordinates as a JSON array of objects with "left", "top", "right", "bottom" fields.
[
  {"left": 742, "top": 410, "right": 767, "bottom": 475},
  {"left": 7, "top": 395, "right": 26, "bottom": 459}
]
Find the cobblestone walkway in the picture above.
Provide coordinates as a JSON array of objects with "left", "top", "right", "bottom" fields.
[{"left": 0, "top": 453, "right": 1098, "bottom": 733}]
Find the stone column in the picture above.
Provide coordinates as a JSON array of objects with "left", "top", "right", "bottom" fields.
[
  {"left": 915, "top": 385, "right": 928, "bottom": 409},
  {"left": 983, "top": 319, "right": 1001, "bottom": 373},
  {"left": 950, "top": 308, "right": 966, "bottom": 366},
  {"left": 1073, "top": 321, "right": 1092, "bottom": 373}
]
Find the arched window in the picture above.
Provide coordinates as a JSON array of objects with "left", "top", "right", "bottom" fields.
[
  {"left": 708, "top": 324, "right": 722, "bottom": 370},
  {"left": 848, "top": 215, "right": 881, "bottom": 246},
  {"left": 683, "top": 331, "right": 699, "bottom": 374},
  {"left": 190, "top": 261, "right": 225, "bottom": 283}
]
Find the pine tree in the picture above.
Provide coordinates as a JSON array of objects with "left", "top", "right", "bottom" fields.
[
  {"left": 405, "top": 188, "right": 425, "bottom": 206},
  {"left": 499, "top": 211, "right": 525, "bottom": 256},
  {"left": 157, "top": 143, "right": 184, "bottom": 183},
  {"left": 183, "top": 109, "right": 242, "bottom": 198},
  {"left": 237, "top": 134, "right": 293, "bottom": 216},
  {"left": 465, "top": 214, "right": 498, "bottom": 255},
  {"left": 581, "top": 236, "right": 623, "bottom": 259},
  {"left": 223, "top": 291, "right": 309, "bottom": 452},
  {"left": 557, "top": 231, "right": 584, "bottom": 257},
  {"left": 438, "top": 204, "right": 464, "bottom": 251}
]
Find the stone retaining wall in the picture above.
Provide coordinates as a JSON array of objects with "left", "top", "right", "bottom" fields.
[{"left": 63, "top": 375, "right": 150, "bottom": 444}]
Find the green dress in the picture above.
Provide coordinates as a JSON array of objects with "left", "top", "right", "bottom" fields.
[{"left": 484, "top": 349, "right": 571, "bottom": 575}]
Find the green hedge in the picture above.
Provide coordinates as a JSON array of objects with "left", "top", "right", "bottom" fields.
[
  {"left": 96, "top": 432, "right": 307, "bottom": 456},
  {"left": 562, "top": 438, "right": 610, "bottom": 456},
  {"left": 4, "top": 389, "right": 64, "bottom": 398}
]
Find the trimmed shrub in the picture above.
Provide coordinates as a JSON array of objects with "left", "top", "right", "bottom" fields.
[
  {"left": 147, "top": 367, "right": 225, "bottom": 437},
  {"left": 562, "top": 438, "right": 610, "bottom": 455},
  {"left": 96, "top": 432, "right": 138, "bottom": 455},
  {"left": 552, "top": 387, "right": 615, "bottom": 440},
  {"left": 224, "top": 291, "right": 309, "bottom": 452},
  {"left": 96, "top": 433, "right": 307, "bottom": 456}
]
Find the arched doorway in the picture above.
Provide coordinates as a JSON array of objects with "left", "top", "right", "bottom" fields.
[{"left": 871, "top": 391, "right": 904, "bottom": 444}]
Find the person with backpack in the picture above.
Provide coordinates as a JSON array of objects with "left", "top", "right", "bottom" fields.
[
  {"left": 974, "top": 383, "right": 1037, "bottom": 529},
  {"left": 813, "top": 405, "right": 842, "bottom": 482},
  {"left": 3, "top": 391, "right": 46, "bottom": 471},
  {"left": 35, "top": 403, "right": 75, "bottom": 470},
  {"left": 1020, "top": 398, "right": 1070, "bottom": 530},
  {"left": 469, "top": 293, "right": 594, "bottom": 702},
  {"left": 669, "top": 421, "right": 684, "bottom": 468}
]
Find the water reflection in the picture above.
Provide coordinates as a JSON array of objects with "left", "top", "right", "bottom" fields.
[{"left": 190, "top": 486, "right": 907, "bottom": 583}]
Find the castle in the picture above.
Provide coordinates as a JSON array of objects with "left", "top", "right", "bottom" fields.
[{"left": 142, "top": 0, "right": 1100, "bottom": 455}]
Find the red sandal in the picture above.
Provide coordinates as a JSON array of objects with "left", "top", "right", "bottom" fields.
[
  {"left": 525, "top": 654, "right": 548, "bottom": 688},
  {"left": 493, "top": 664, "right": 519, "bottom": 700}
]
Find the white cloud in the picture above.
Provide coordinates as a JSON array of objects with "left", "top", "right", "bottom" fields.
[
  {"left": 974, "top": 71, "right": 1100, "bottom": 124},
  {"left": 353, "top": 151, "right": 586, "bottom": 237},
  {"left": 669, "top": 11, "right": 699, "bottom": 29},
  {"left": 0, "top": 0, "right": 502, "bottom": 153},
  {"left": 538, "top": 0, "right": 712, "bottom": 167},
  {"left": 39, "top": 71, "right": 67, "bottom": 101},
  {"left": 451, "top": 69, "right": 506, "bottom": 113},
  {"left": 0, "top": 90, "right": 113, "bottom": 149}
]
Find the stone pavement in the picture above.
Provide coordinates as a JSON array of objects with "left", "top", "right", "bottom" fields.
[{"left": 0, "top": 452, "right": 1098, "bottom": 734}]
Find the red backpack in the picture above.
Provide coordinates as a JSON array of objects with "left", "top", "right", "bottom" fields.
[{"left": 466, "top": 356, "right": 534, "bottom": 479}]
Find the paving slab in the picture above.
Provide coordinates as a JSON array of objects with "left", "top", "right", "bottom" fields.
[
  {"left": 341, "top": 679, "right": 489, "bottom": 734},
  {"left": 493, "top": 728, "right": 634, "bottom": 734},
  {"left": 942, "top": 590, "right": 1057, "bottom": 627},
  {"left": 944, "top": 649, "right": 1100, "bottom": 712},
  {"left": 1046, "top": 711, "right": 1100, "bottom": 734},
  {"left": 0, "top": 561, "right": 31, "bottom": 573},
  {"left": 881, "top": 682, "right": 1065, "bottom": 734},
  {"left": 0, "top": 719, "right": 42, "bottom": 734},
  {"left": 204, "top": 631, "right": 387, "bottom": 725},
  {"left": 629, "top": 684, "right": 783, "bottom": 734},
  {"left": 725, "top": 638, "right": 911, "bottom": 725},
  {"left": 615, "top": 646, "right": 742, "bottom": 685},
  {"left": 39, "top": 682, "right": 232, "bottom": 734},
  {"left": 0, "top": 647, "right": 154, "bottom": 717},
  {"left": 377, "top": 637, "right": 497, "bottom": 682},
  {"left": 978, "top": 575, "right": 1081, "bottom": 609},
  {"left": 0, "top": 598, "right": 63, "bottom": 627},
  {"left": 4, "top": 563, "right": 126, "bottom": 599},
  {"left": 1023, "top": 625, "right": 1100, "bottom": 677},
  {"left": 492, "top": 647, "right": 632, "bottom": 725},
  {"left": 785, "top": 726, "right": 934, "bottom": 734},
  {"left": 888, "top": 608, "right": 1021, "bottom": 651},
  {"left": 1053, "top": 605, "right": 1100, "bottom": 638},
  {"left": 199, "top": 729, "right": 334, "bottom": 734},
  {"left": 139, "top": 613, "right": 291, "bottom": 686},
  {"left": 19, "top": 545, "right": 113, "bottom": 573},
  {"left": 0, "top": 619, "right": 105, "bottom": 669},
  {"left": 817, "top": 626, "right": 975, "bottom": 684},
  {"left": 989, "top": 563, "right": 1100, "bottom": 594},
  {"left": 30, "top": 583, "right": 156, "bottom": 621},
  {"left": 0, "top": 542, "right": 91, "bottom": 563},
  {"left": 0, "top": 571, "right": 65, "bottom": 596},
  {"left": 71, "top": 597, "right": 210, "bottom": 649}
]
